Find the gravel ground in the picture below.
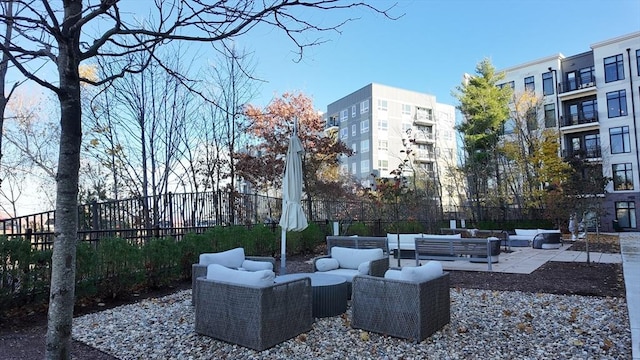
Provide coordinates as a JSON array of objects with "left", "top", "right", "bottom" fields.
[
  {"left": 0, "top": 238, "right": 628, "bottom": 359},
  {"left": 70, "top": 287, "right": 630, "bottom": 360}
]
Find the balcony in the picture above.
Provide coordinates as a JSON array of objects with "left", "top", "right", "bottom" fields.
[
  {"left": 558, "top": 77, "right": 596, "bottom": 94},
  {"left": 562, "top": 146, "right": 602, "bottom": 160},
  {"left": 560, "top": 112, "right": 599, "bottom": 127},
  {"left": 414, "top": 150, "right": 435, "bottom": 162},
  {"left": 414, "top": 108, "right": 435, "bottom": 125},
  {"left": 412, "top": 132, "right": 435, "bottom": 143}
]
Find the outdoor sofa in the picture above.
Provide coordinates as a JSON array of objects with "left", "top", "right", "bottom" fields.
[
  {"left": 194, "top": 264, "right": 312, "bottom": 351},
  {"left": 351, "top": 261, "right": 450, "bottom": 341},
  {"left": 191, "top": 247, "right": 276, "bottom": 305},
  {"left": 314, "top": 245, "right": 388, "bottom": 296}
]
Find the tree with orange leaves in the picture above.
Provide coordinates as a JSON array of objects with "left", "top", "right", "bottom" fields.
[{"left": 237, "top": 92, "right": 352, "bottom": 219}]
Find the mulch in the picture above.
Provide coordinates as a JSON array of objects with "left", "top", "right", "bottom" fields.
[{"left": 0, "top": 236, "right": 626, "bottom": 359}]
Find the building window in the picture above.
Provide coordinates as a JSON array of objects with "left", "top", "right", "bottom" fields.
[
  {"left": 524, "top": 76, "right": 535, "bottom": 92},
  {"left": 616, "top": 201, "right": 637, "bottom": 229},
  {"left": 584, "top": 134, "right": 600, "bottom": 158},
  {"left": 360, "top": 119, "right": 369, "bottom": 133},
  {"left": 340, "top": 128, "right": 348, "bottom": 140},
  {"left": 402, "top": 104, "right": 411, "bottom": 115},
  {"left": 579, "top": 66, "right": 595, "bottom": 87},
  {"left": 613, "top": 163, "right": 634, "bottom": 191},
  {"left": 544, "top": 103, "right": 556, "bottom": 128},
  {"left": 610, "top": 126, "right": 630, "bottom": 154},
  {"left": 607, "top": 90, "right": 627, "bottom": 118},
  {"left": 360, "top": 139, "right": 370, "bottom": 153},
  {"left": 351, "top": 142, "right": 357, "bottom": 154},
  {"left": 402, "top": 122, "right": 412, "bottom": 133},
  {"left": 542, "top": 72, "right": 554, "bottom": 95},
  {"left": 340, "top": 109, "right": 348, "bottom": 122},
  {"left": 604, "top": 54, "right": 624, "bottom": 83},
  {"left": 360, "top": 100, "right": 369, "bottom": 113},
  {"left": 378, "top": 140, "right": 388, "bottom": 151},
  {"left": 351, "top": 162, "right": 357, "bottom": 175},
  {"left": 378, "top": 159, "right": 388, "bottom": 171},
  {"left": 378, "top": 118, "right": 388, "bottom": 131},
  {"left": 351, "top": 124, "right": 356, "bottom": 136},
  {"left": 497, "top": 81, "right": 515, "bottom": 89},
  {"left": 566, "top": 71, "right": 578, "bottom": 91},
  {"left": 361, "top": 159, "right": 370, "bottom": 173},
  {"left": 351, "top": 105, "right": 356, "bottom": 117},
  {"left": 636, "top": 49, "right": 640, "bottom": 76},
  {"left": 377, "top": 99, "right": 388, "bottom": 111}
]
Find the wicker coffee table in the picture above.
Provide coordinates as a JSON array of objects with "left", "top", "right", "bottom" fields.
[{"left": 274, "top": 273, "right": 347, "bottom": 318}]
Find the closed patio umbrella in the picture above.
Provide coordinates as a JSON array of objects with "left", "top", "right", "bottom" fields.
[{"left": 279, "top": 124, "right": 308, "bottom": 275}]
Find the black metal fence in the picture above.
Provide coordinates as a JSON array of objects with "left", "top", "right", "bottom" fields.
[{"left": 1, "top": 190, "right": 553, "bottom": 250}]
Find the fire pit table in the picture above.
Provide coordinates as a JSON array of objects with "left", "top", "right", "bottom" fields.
[{"left": 274, "top": 273, "right": 347, "bottom": 318}]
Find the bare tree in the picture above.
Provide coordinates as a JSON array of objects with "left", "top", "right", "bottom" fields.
[{"left": 0, "top": 1, "right": 396, "bottom": 358}]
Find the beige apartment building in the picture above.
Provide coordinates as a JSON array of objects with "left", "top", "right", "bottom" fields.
[
  {"left": 326, "top": 83, "right": 458, "bottom": 209},
  {"left": 498, "top": 32, "right": 640, "bottom": 231}
]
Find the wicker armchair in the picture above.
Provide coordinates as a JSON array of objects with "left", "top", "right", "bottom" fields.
[
  {"left": 194, "top": 276, "right": 313, "bottom": 351},
  {"left": 191, "top": 249, "right": 275, "bottom": 305},
  {"left": 351, "top": 272, "right": 450, "bottom": 341}
]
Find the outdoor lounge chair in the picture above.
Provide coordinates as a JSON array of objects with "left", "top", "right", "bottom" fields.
[
  {"left": 191, "top": 247, "right": 276, "bottom": 305},
  {"left": 194, "top": 275, "right": 312, "bottom": 351},
  {"left": 351, "top": 271, "right": 450, "bottom": 341}
]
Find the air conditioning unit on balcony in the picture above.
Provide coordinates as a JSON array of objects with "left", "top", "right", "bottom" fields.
[{"left": 585, "top": 82, "right": 594, "bottom": 87}]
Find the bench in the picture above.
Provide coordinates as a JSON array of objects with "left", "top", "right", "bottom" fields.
[
  {"left": 326, "top": 236, "right": 390, "bottom": 257},
  {"left": 415, "top": 237, "right": 501, "bottom": 271},
  {"left": 387, "top": 233, "right": 462, "bottom": 259},
  {"left": 440, "top": 228, "right": 510, "bottom": 250}
]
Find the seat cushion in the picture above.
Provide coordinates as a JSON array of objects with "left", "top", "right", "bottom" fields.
[
  {"left": 322, "top": 268, "right": 360, "bottom": 282},
  {"left": 206, "top": 263, "right": 275, "bottom": 287},
  {"left": 199, "top": 247, "right": 245, "bottom": 269},
  {"left": 331, "top": 247, "right": 384, "bottom": 270}
]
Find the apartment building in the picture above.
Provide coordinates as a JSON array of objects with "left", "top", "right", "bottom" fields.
[
  {"left": 326, "top": 83, "right": 458, "bottom": 208},
  {"left": 498, "top": 32, "right": 640, "bottom": 231}
]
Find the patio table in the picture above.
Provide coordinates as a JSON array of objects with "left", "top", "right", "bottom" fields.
[{"left": 274, "top": 273, "right": 347, "bottom": 318}]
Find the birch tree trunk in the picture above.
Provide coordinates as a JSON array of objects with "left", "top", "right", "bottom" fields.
[{"left": 46, "top": 2, "right": 82, "bottom": 357}]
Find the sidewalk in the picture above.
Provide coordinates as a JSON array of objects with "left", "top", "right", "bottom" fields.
[{"left": 620, "top": 233, "right": 640, "bottom": 360}]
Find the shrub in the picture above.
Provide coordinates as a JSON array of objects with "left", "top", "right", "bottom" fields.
[
  {"left": 345, "top": 221, "right": 372, "bottom": 236},
  {"left": 97, "top": 238, "right": 143, "bottom": 298},
  {"left": 142, "top": 237, "right": 181, "bottom": 288}
]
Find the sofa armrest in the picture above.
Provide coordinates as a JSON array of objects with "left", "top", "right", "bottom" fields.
[
  {"left": 191, "top": 264, "right": 208, "bottom": 306},
  {"left": 368, "top": 257, "right": 389, "bottom": 277}
]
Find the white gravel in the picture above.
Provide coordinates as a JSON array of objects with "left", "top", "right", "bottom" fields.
[{"left": 72, "top": 288, "right": 631, "bottom": 359}]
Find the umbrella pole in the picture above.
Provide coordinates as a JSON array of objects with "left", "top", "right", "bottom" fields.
[{"left": 280, "top": 228, "right": 287, "bottom": 275}]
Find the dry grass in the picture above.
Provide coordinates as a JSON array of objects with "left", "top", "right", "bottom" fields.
[{"left": 565, "top": 233, "right": 620, "bottom": 253}]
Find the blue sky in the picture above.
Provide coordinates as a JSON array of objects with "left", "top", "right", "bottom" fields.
[{"left": 234, "top": 0, "right": 640, "bottom": 111}]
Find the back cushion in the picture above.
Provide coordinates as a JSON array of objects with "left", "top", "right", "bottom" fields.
[
  {"left": 421, "top": 234, "right": 462, "bottom": 239},
  {"left": 400, "top": 261, "right": 443, "bottom": 283},
  {"left": 515, "top": 229, "right": 538, "bottom": 236},
  {"left": 199, "top": 247, "right": 245, "bottom": 268},
  {"left": 206, "top": 263, "right": 275, "bottom": 287},
  {"left": 331, "top": 247, "right": 384, "bottom": 269}
]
